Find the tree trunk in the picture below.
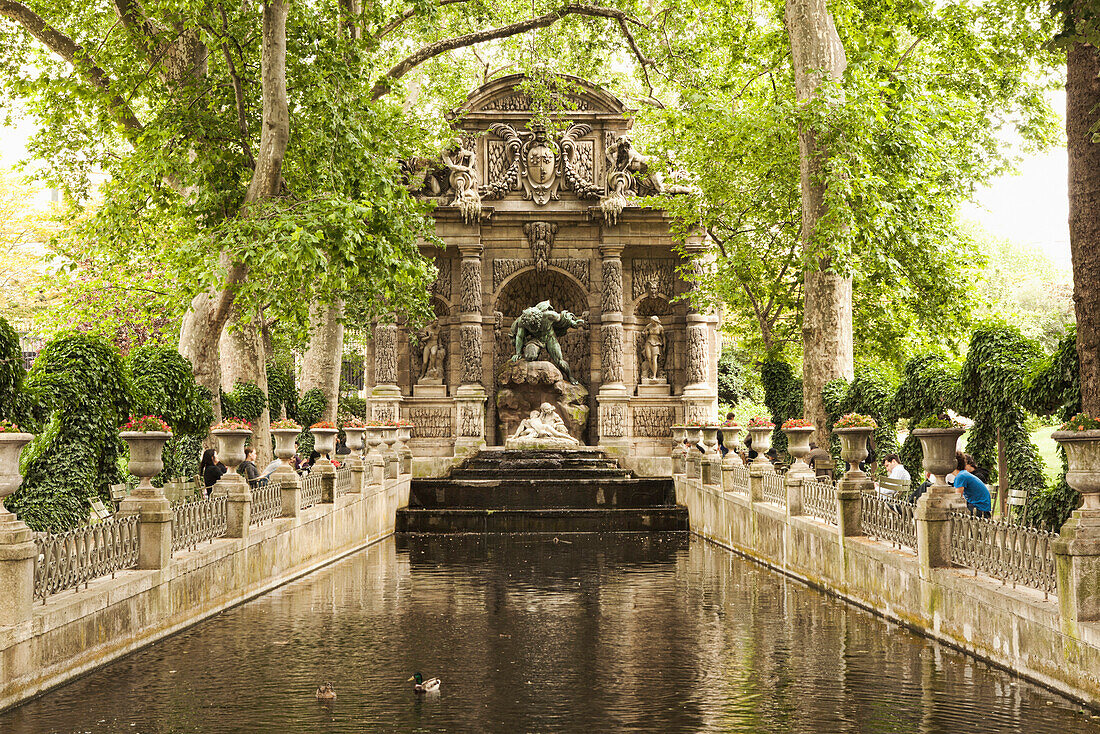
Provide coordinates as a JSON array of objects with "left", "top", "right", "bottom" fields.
[
  {"left": 300, "top": 299, "right": 345, "bottom": 423},
  {"left": 220, "top": 309, "right": 273, "bottom": 466},
  {"left": 786, "top": 0, "right": 853, "bottom": 447},
  {"left": 1069, "top": 42, "right": 1100, "bottom": 417}
]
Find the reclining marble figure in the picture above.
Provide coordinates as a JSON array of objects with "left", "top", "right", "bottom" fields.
[{"left": 508, "top": 403, "right": 581, "bottom": 447}]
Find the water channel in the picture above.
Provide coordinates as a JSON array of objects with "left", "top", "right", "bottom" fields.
[{"left": 3, "top": 533, "right": 1099, "bottom": 733}]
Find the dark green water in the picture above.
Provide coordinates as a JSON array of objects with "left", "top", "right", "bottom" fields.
[{"left": 2, "top": 533, "right": 1098, "bottom": 733}]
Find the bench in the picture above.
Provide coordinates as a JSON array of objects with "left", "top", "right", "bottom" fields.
[
  {"left": 88, "top": 498, "right": 112, "bottom": 523},
  {"left": 878, "top": 476, "right": 910, "bottom": 498}
]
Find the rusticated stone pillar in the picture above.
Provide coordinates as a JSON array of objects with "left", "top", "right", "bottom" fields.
[
  {"left": 455, "top": 240, "right": 487, "bottom": 458},
  {"left": 0, "top": 507, "right": 35, "bottom": 647},
  {"left": 371, "top": 318, "right": 402, "bottom": 423},
  {"left": 681, "top": 236, "right": 719, "bottom": 424},
  {"left": 597, "top": 242, "right": 630, "bottom": 457}
]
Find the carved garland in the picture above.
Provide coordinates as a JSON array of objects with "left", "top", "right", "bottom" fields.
[
  {"left": 602, "top": 258, "right": 623, "bottom": 314},
  {"left": 601, "top": 324, "right": 624, "bottom": 384},
  {"left": 686, "top": 325, "right": 709, "bottom": 386},
  {"left": 374, "top": 323, "right": 398, "bottom": 385},
  {"left": 460, "top": 259, "right": 482, "bottom": 313},
  {"left": 492, "top": 258, "right": 590, "bottom": 291},
  {"left": 460, "top": 325, "right": 483, "bottom": 384},
  {"left": 409, "top": 408, "right": 454, "bottom": 438},
  {"left": 600, "top": 403, "right": 627, "bottom": 437}
]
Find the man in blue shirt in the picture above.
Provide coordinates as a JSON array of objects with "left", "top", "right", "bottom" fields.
[{"left": 951, "top": 454, "right": 992, "bottom": 518}]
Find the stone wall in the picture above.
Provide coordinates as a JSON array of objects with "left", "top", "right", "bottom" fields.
[
  {"left": 0, "top": 477, "right": 408, "bottom": 713},
  {"left": 677, "top": 476, "right": 1100, "bottom": 706}
]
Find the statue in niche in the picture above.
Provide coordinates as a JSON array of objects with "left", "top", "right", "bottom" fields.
[
  {"left": 507, "top": 402, "right": 582, "bottom": 448},
  {"left": 508, "top": 301, "right": 587, "bottom": 384},
  {"left": 642, "top": 316, "right": 665, "bottom": 381},
  {"left": 418, "top": 322, "right": 446, "bottom": 383}
]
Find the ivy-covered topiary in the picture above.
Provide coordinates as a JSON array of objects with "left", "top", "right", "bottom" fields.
[
  {"left": 129, "top": 345, "right": 213, "bottom": 483},
  {"left": 9, "top": 333, "right": 133, "bottom": 531},
  {"left": 890, "top": 354, "right": 960, "bottom": 479},
  {"left": 338, "top": 394, "right": 367, "bottom": 421},
  {"left": 760, "top": 359, "right": 802, "bottom": 457},
  {"left": 822, "top": 365, "right": 900, "bottom": 474},
  {"left": 0, "top": 316, "right": 40, "bottom": 429},
  {"left": 717, "top": 349, "right": 751, "bottom": 407},
  {"left": 959, "top": 323, "right": 1046, "bottom": 515},
  {"left": 294, "top": 388, "right": 327, "bottom": 456},
  {"left": 220, "top": 381, "right": 267, "bottom": 423},
  {"left": 266, "top": 359, "right": 297, "bottom": 420}
]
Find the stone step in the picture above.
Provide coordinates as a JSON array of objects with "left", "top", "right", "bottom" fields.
[
  {"left": 449, "top": 466, "right": 630, "bottom": 480},
  {"left": 409, "top": 477, "right": 674, "bottom": 509},
  {"left": 395, "top": 507, "right": 690, "bottom": 534}
]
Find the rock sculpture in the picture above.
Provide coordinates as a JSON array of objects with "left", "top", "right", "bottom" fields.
[
  {"left": 505, "top": 402, "right": 583, "bottom": 449},
  {"left": 418, "top": 322, "right": 446, "bottom": 383},
  {"left": 507, "top": 300, "right": 587, "bottom": 384},
  {"left": 443, "top": 137, "right": 482, "bottom": 224},
  {"left": 496, "top": 359, "right": 589, "bottom": 443},
  {"left": 642, "top": 316, "right": 664, "bottom": 381}
]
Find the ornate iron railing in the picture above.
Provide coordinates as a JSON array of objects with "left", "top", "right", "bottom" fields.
[
  {"left": 860, "top": 491, "right": 916, "bottom": 551},
  {"left": 725, "top": 463, "right": 750, "bottom": 494},
  {"left": 33, "top": 515, "right": 140, "bottom": 602},
  {"left": 950, "top": 511, "right": 1057, "bottom": 596},
  {"left": 761, "top": 471, "right": 786, "bottom": 506},
  {"left": 335, "top": 466, "right": 352, "bottom": 497},
  {"left": 300, "top": 472, "right": 323, "bottom": 510},
  {"left": 250, "top": 480, "right": 283, "bottom": 525},
  {"left": 171, "top": 494, "right": 227, "bottom": 552},
  {"left": 803, "top": 478, "right": 837, "bottom": 525}
]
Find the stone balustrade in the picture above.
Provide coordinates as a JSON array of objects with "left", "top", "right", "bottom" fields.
[
  {"left": 685, "top": 443, "right": 1100, "bottom": 705},
  {"left": 0, "top": 441, "right": 412, "bottom": 713}
]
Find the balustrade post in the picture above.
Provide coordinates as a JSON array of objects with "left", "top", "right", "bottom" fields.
[
  {"left": 748, "top": 463, "right": 768, "bottom": 503},
  {"left": 0, "top": 511, "right": 34, "bottom": 646},
  {"left": 118, "top": 431, "right": 173, "bottom": 569},
  {"left": 913, "top": 427, "right": 967, "bottom": 571},
  {"left": 225, "top": 484, "right": 252, "bottom": 539},
  {"left": 272, "top": 466, "right": 301, "bottom": 518},
  {"left": 321, "top": 472, "right": 336, "bottom": 504},
  {"left": 786, "top": 474, "right": 804, "bottom": 517}
]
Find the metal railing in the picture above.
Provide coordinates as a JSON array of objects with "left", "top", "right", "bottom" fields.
[
  {"left": 335, "top": 466, "right": 352, "bottom": 497},
  {"left": 860, "top": 491, "right": 916, "bottom": 551},
  {"left": 761, "top": 471, "right": 786, "bottom": 507},
  {"left": 950, "top": 511, "right": 1057, "bottom": 596},
  {"left": 171, "top": 494, "right": 227, "bottom": 552},
  {"left": 725, "top": 463, "right": 750, "bottom": 494},
  {"left": 33, "top": 514, "right": 140, "bottom": 602},
  {"left": 250, "top": 480, "right": 283, "bottom": 526},
  {"left": 300, "top": 472, "right": 323, "bottom": 510},
  {"left": 802, "top": 478, "right": 837, "bottom": 526}
]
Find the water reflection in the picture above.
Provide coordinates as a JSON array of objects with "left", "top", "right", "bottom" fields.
[{"left": 2, "top": 534, "right": 1097, "bottom": 733}]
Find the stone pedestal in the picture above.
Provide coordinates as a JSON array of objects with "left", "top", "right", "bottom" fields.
[
  {"left": 748, "top": 463, "right": 769, "bottom": 502},
  {"left": 0, "top": 511, "right": 35, "bottom": 646},
  {"left": 412, "top": 381, "right": 448, "bottom": 398},
  {"left": 454, "top": 384, "right": 487, "bottom": 459},
  {"left": 786, "top": 474, "right": 804, "bottom": 516},
  {"left": 1054, "top": 511, "right": 1100, "bottom": 626},
  {"left": 371, "top": 383, "right": 403, "bottom": 425},
  {"left": 225, "top": 484, "right": 252, "bottom": 538},
  {"left": 118, "top": 491, "right": 172, "bottom": 569},
  {"left": 597, "top": 392, "right": 631, "bottom": 458},
  {"left": 636, "top": 378, "right": 671, "bottom": 397},
  {"left": 321, "top": 472, "right": 336, "bottom": 503},
  {"left": 915, "top": 490, "right": 956, "bottom": 570},
  {"left": 702, "top": 455, "right": 722, "bottom": 486},
  {"left": 272, "top": 464, "right": 301, "bottom": 517}
]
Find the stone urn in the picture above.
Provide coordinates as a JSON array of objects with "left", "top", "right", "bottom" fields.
[
  {"left": 343, "top": 426, "right": 366, "bottom": 468},
  {"left": 685, "top": 426, "right": 703, "bottom": 448},
  {"left": 913, "top": 427, "right": 966, "bottom": 483},
  {"left": 212, "top": 428, "right": 251, "bottom": 476},
  {"left": 396, "top": 425, "right": 413, "bottom": 474},
  {"left": 672, "top": 425, "right": 687, "bottom": 475},
  {"left": 834, "top": 427, "right": 873, "bottom": 480},
  {"left": 310, "top": 426, "right": 338, "bottom": 473},
  {"left": 747, "top": 425, "right": 774, "bottom": 467},
  {"left": 271, "top": 428, "right": 300, "bottom": 461},
  {"left": 381, "top": 426, "right": 399, "bottom": 479},
  {"left": 0, "top": 432, "right": 33, "bottom": 515},
  {"left": 783, "top": 425, "right": 815, "bottom": 479},
  {"left": 120, "top": 431, "right": 171, "bottom": 492},
  {"left": 721, "top": 425, "right": 743, "bottom": 467},
  {"left": 701, "top": 426, "right": 720, "bottom": 455},
  {"left": 1052, "top": 428, "right": 1100, "bottom": 512},
  {"left": 365, "top": 427, "right": 385, "bottom": 460}
]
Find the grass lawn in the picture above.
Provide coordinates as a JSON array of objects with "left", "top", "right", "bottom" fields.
[{"left": 1032, "top": 425, "right": 1062, "bottom": 486}]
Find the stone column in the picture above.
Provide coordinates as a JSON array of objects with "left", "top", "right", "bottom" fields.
[
  {"left": 835, "top": 469, "right": 869, "bottom": 538},
  {"left": 225, "top": 483, "right": 252, "bottom": 538},
  {"left": 680, "top": 236, "right": 719, "bottom": 423},
  {"left": 1054, "top": 513, "right": 1100, "bottom": 627},
  {"left": 118, "top": 490, "right": 172, "bottom": 570},
  {"left": 748, "top": 462, "right": 768, "bottom": 502},
  {"left": 321, "top": 472, "right": 336, "bottom": 503},
  {"left": 371, "top": 318, "right": 402, "bottom": 424},
  {"left": 455, "top": 240, "right": 487, "bottom": 458},
  {"left": 597, "top": 242, "right": 630, "bottom": 457}
]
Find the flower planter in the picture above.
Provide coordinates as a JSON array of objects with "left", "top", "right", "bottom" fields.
[
  {"left": 721, "top": 425, "right": 743, "bottom": 466},
  {"left": 343, "top": 427, "right": 366, "bottom": 456},
  {"left": 1053, "top": 429, "right": 1100, "bottom": 512},
  {"left": 671, "top": 425, "right": 687, "bottom": 475},
  {"left": 783, "top": 425, "right": 815, "bottom": 478},
  {"left": 271, "top": 428, "right": 300, "bottom": 461},
  {"left": 381, "top": 427, "right": 399, "bottom": 479},
  {"left": 834, "top": 426, "right": 873, "bottom": 479},
  {"left": 365, "top": 427, "right": 385, "bottom": 459},
  {"left": 912, "top": 427, "right": 966, "bottom": 480},
  {"left": 0, "top": 432, "right": 33, "bottom": 514},
  {"left": 747, "top": 426, "right": 773, "bottom": 467},
  {"left": 212, "top": 428, "right": 251, "bottom": 477},
  {"left": 120, "top": 431, "right": 171, "bottom": 492},
  {"left": 701, "top": 426, "right": 720, "bottom": 455},
  {"left": 396, "top": 426, "right": 413, "bottom": 474},
  {"left": 310, "top": 427, "right": 338, "bottom": 458},
  {"left": 685, "top": 426, "right": 704, "bottom": 447}
]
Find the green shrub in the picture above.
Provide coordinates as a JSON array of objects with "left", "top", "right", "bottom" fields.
[
  {"left": 9, "top": 333, "right": 132, "bottom": 531},
  {"left": 761, "top": 359, "right": 802, "bottom": 457},
  {"left": 890, "top": 354, "right": 960, "bottom": 479},
  {"left": 266, "top": 360, "right": 297, "bottom": 420},
  {"left": 220, "top": 381, "right": 267, "bottom": 423}
]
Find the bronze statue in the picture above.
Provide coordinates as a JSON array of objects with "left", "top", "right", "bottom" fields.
[{"left": 508, "top": 300, "right": 587, "bottom": 384}]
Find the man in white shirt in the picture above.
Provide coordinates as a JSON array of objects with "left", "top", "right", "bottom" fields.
[{"left": 884, "top": 454, "right": 910, "bottom": 482}]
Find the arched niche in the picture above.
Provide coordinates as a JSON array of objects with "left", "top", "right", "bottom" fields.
[
  {"left": 492, "top": 268, "right": 590, "bottom": 380},
  {"left": 632, "top": 295, "right": 673, "bottom": 382}
]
